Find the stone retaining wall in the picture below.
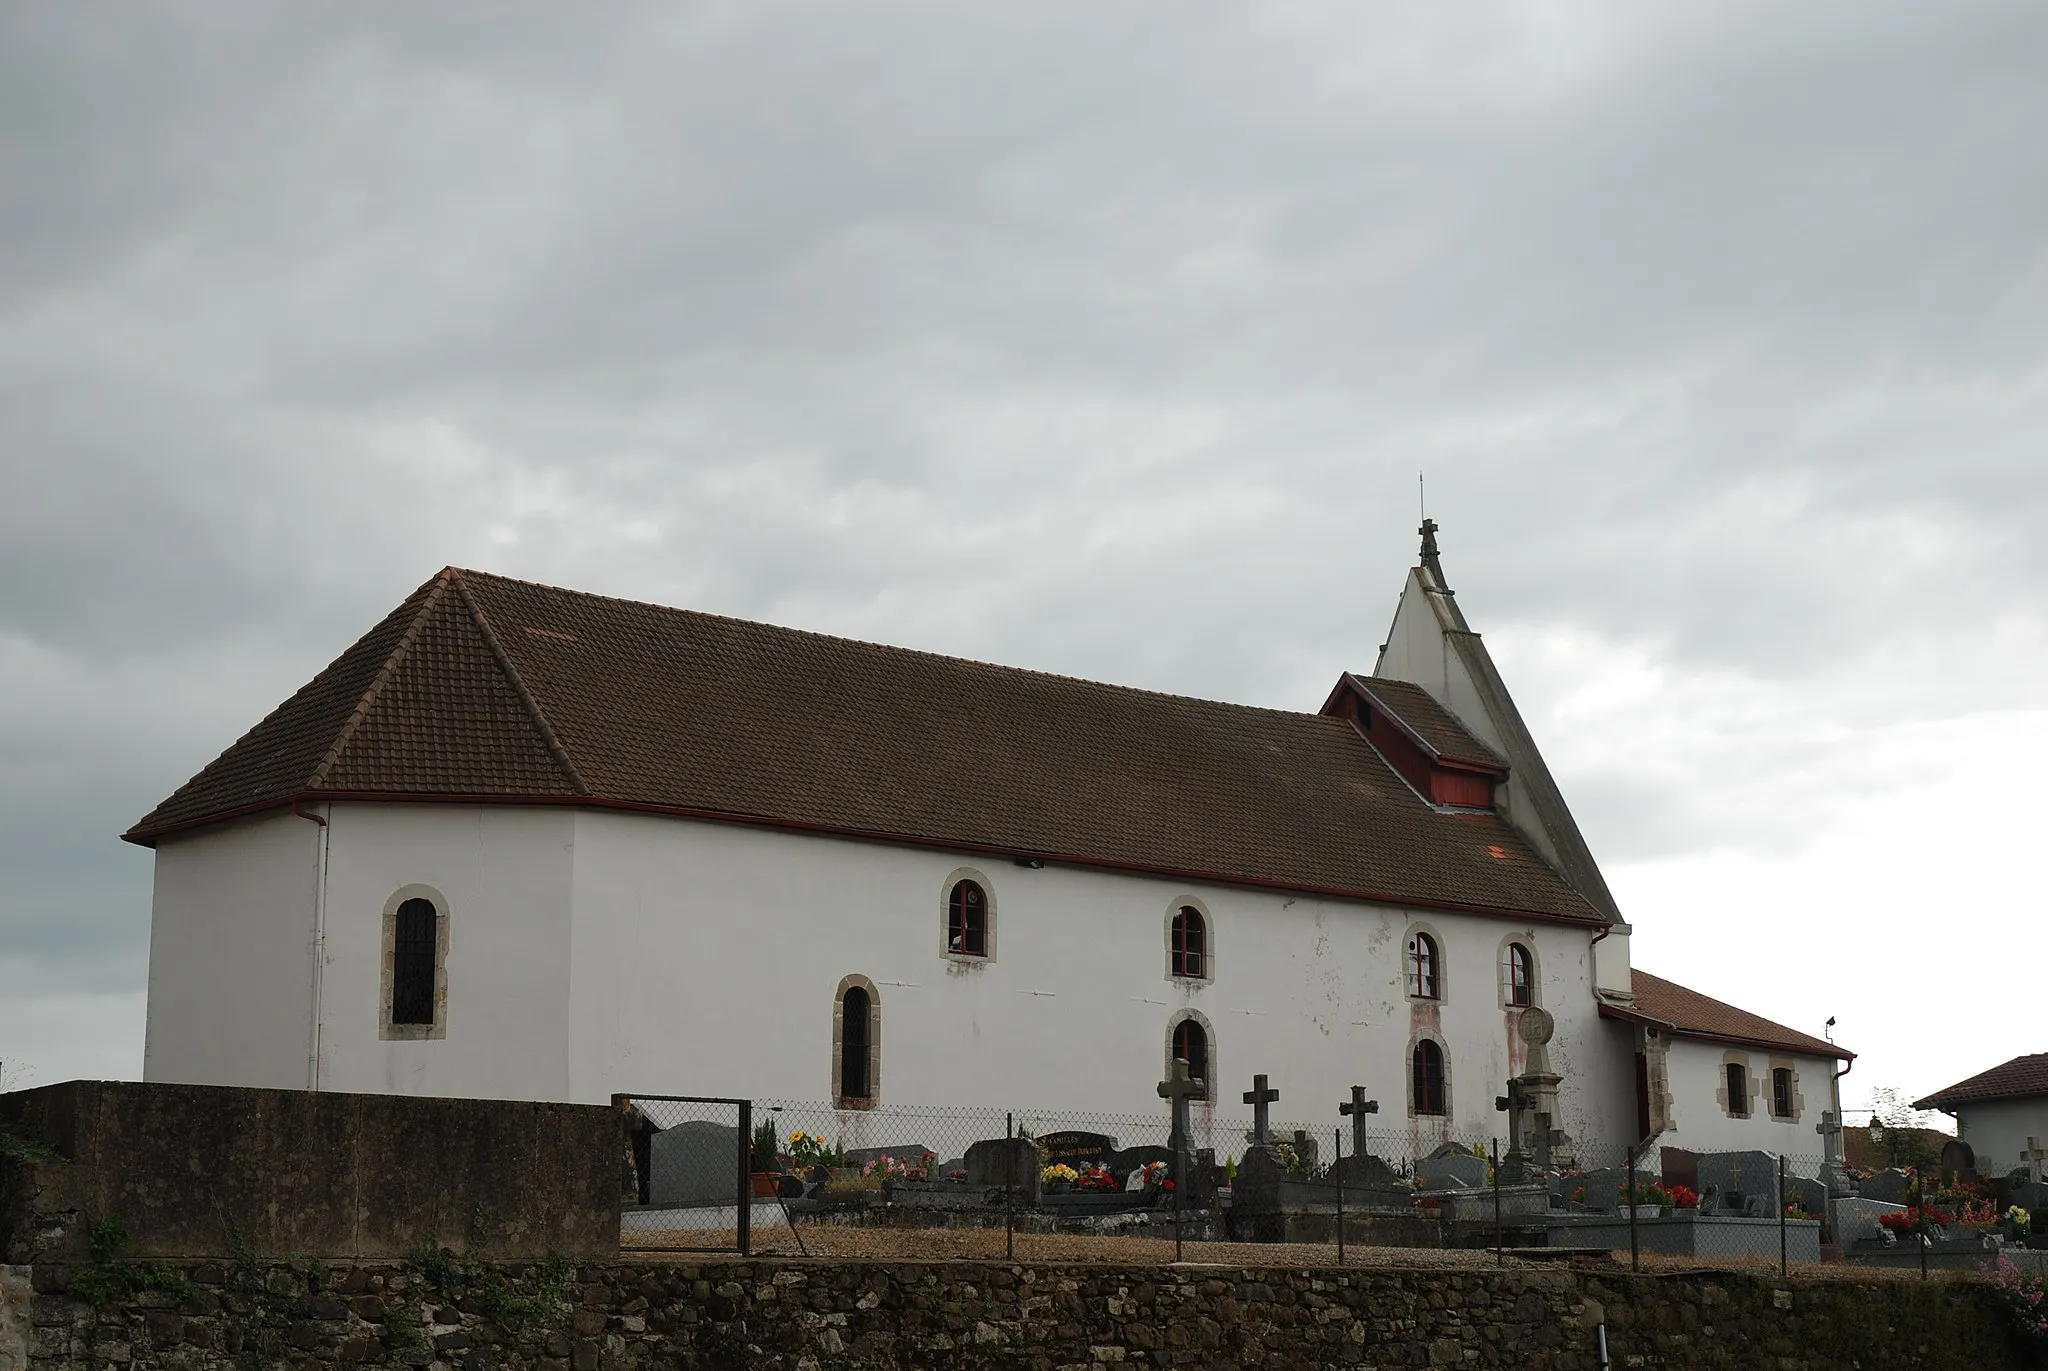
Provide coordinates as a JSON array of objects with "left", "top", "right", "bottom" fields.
[{"left": 0, "top": 1258, "right": 2029, "bottom": 1371}]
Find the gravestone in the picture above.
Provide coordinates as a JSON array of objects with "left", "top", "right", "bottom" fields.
[
  {"left": 1285, "top": 1130, "right": 1320, "bottom": 1172},
  {"left": 1039, "top": 1131, "right": 1118, "bottom": 1169},
  {"left": 1858, "top": 1168, "right": 1914, "bottom": 1205},
  {"left": 841, "top": 1144, "right": 935, "bottom": 1169},
  {"left": 1339, "top": 1087, "right": 1380, "bottom": 1164},
  {"left": 1243, "top": 1074, "right": 1280, "bottom": 1149},
  {"left": 1110, "top": 1144, "right": 1174, "bottom": 1181},
  {"left": 648, "top": 1120, "right": 741, "bottom": 1206},
  {"left": 1416, "top": 1150, "right": 1489, "bottom": 1190},
  {"left": 964, "top": 1136, "right": 1038, "bottom": 1190},
  {"left": 1568, "top": 1168, "right": 1625, "bottom": 1212},
  {"left": 1835, "top": 1197, "right": 1907, "bottom": 1247},
  {"left": 2021, "top": 1136, "right": 2048, "bottom": 1184},
  {"left": 1783, "top": 1174, "right": 1829, "bottom": 1220},
  {"left": 1659, "top": 1148, "right": 1701, "bottom": 1197},
  {"left": 1700, "top": 1151, "right": 1780, "bottom": 1216},
  {"left": 1158, "top": 1058, "right": 1203, "bottom": 1180},
  {"left": 1329, "top": 1151, "right": 1402, "bottom": 1191}
]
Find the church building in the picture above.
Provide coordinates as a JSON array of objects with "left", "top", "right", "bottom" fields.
[{"left": 128, "top": 526, "right": 1849, "bottom": 1160}]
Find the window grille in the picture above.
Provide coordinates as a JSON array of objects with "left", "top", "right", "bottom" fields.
[
  {"left": 841, "top": 987, "right": 872, "bottom": 1100},
  {"left": 947, "top": 880, "right": 987, "bottom": 957},
  {"left": 1171, "top": 907, "right": 1206, "bottom": 979},
  {"left": 1171, "top": 1019, "right": 1209, "bottom": 1100},
  {"left": 1726, "top": 1062, "right": 1749, "bottom": 1117},
  {"left": 1412, "top": 1039, "right": 1447, "bottom": 1115},
  {"left": 391, "top": 898, "right": 437, "bottom": 1025}
]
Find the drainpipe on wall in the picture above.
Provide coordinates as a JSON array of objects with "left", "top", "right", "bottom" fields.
[
  {"left": 292, "top": 799, "right": 330, "bottom": 1092},
  {"left": 1830, "top": 1053, "right": 1853, "bottom": 1164}
]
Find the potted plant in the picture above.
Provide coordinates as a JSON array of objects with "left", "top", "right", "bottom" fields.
[
  {"left": 1620, "top": 1181, "right": 1669, "bottom": 1219},
  {"left": 787, "top": 1129, "right": 841, "bottom": 1181},
  {"left": 750, "top": 1118, "right": 782, "bottom": 1196}
]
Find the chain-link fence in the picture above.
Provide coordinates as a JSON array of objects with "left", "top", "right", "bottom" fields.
[{"left": 614, "top": 1096, "right": 2030, "bottom": 1276}]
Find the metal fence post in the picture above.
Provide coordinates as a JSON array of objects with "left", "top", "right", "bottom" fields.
[
  {"left": 1491, "top": 1138, "right": 1502, "bottom": 1267},
  {"left": 1333, "top": 1127, "right": 1345, "bottom": 1268},
  {"left": 1006, "top": 1111, "right": 1016, "bottom": 1261},
  {"left": 1916, "top": 1168, "right": 1928, "bottom": 1282},
  {"left": 1627, "top": 1144, "right": 1640, "bottom": 1273},
  {"left": 1173, "top": 1144, "right": 1183, "bottom": 1264},
  {"left": 1777, "top": 1154, "right": 1788, "bottom": 1277},
  {"left": 737, "top": 1099, "right": 752, "bottom": 1258}
]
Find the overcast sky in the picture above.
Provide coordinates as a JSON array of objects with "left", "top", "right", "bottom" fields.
[{"left": 3, "top": 2, "right": 2043, "bottom": 1118}]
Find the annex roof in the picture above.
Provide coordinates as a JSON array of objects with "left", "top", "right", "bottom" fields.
[
  {"left": 1607, "top": 971, "right": 1851, "bottom": 1060},
  {"left": 1915, "top": 1054, "right": 2048, "bottom": 1111},
  {"left": 126, "top": 568, "right": 1607, "bottom": 925},
  {"left": 1345, "top": 676, "right": 1507, "bottom": 771}
]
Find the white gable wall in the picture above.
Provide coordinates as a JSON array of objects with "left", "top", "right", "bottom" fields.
[
  {"left": 144, "top": 810, "right": 320, "bottom": 1090},
  {"left": 1950, "top": 1098, "right": 2048, "bottom": 1175},
  {"left": 1658, "top": 1036, "right": 1838, "bottom": 1160},
  {"left": 309, "top": 803, "right": 576, "bottom": 1102}
]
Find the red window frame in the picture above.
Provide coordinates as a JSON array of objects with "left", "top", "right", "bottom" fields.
[
  {"left": 1171, "top": 907, "right": 1206, "bottom": 979},
  {"left": 948, "top": 880, "right": 987, "bottom": 957},
  {"left": 1407, "top": 933, "right": 1439, "bottom": 999},
  {"left": 1412, "top": 1039, "right": 1447, "bottom": 1116}
]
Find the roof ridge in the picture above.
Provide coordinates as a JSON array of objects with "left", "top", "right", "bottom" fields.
[
  {"left": 452, "top": 571, "right": 591, "bottom": 796},
  {"left": 452, "top": 566, "right": 1331, "bottom": 724},
  {"left": 308, "top": 569, "right": 455, "bottom": 790}
]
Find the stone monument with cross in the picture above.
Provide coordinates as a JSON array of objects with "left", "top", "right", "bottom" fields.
[
  {"left": 2023, "top": 1136, "right": 2048, "bottom": 1185},
  {"left": 1494, "top": 1078, "right": 1532, "bottom": 1182},
  {"left": 1243, "top": 1073, "right": 1280, "bottom": 1152},
  {"left": 1510, "top": 1007, "right": 1574, "bottom": 1172},
  {"left": 1816, "top": 1110, "right": 1855, "bottom": 1194},
  {"left": 1157, "top": 1057, "right": 1204, "bottom": 1182}
]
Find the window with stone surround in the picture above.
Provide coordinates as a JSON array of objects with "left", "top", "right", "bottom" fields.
[
  {"left": 947, "top": 879, "right": 989, "bottom": 958},
  {"left": 1725, "top": 1061, "right": 1750, "bottom": 1118},
  {"left": 833, "top": 975, "right": 880, "bottom": 1108},
  {"left": 1501, "top": 940, "right": 1535, "bottom": 1008},
  {"left": 380, "top": 886, "right": 449, "bottom": 1041},
  {"left": 1169, "top": 1014, "right": 1211, "bottom": 1101}
]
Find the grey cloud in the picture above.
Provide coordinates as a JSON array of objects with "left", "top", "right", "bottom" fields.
[{"left": 3, "top": 0, "right": 2044, "bottom": 1090}]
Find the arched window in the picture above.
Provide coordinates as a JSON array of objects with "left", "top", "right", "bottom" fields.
[
  {"left": 1170, "top": 1018, "right": 1210, "bottom": 1101},
  {"left": 1170, "top": 906, "right": 1207, "bottom": 979},
  {"left": 392, "top": 898, "right": 438, "bottom": 1025},
  {"left": 1503, "top": 942, "right": 1534, "bottom": 1008},
  {"left": 841, "top": 986, "right": 873, "bottom": 1102},
  {"left": 1412, "top": 1039, "right": 1447, "bottom": 1116},
  {"left": 1407, "top": 932, "right": 1440, "bottom": 1000},
  {"left": 947, "top": 880, "right": 989, "bottom": 957}
]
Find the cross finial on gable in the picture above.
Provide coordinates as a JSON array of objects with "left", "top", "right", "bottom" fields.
[{"left": 1418, "top": 518, "right": 1451, "bottom": 593}]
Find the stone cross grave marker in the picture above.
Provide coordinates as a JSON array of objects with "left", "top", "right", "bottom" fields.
[
  {"left": 1243, "top": 1073, "right": 1280, "bottom": 1149},
  {"left": 1339, "top": 1087, "right": 1378, "bottom": 1163},
  {"left": 2022, "top": 1137, "right": 2048, "bottom": 1184},
  {"left": 1158, "top": 1057, "right": 1203, "bottom": 1179},
  {"left": 1815, "top": 1109, "right": 1843, "bottom": 1162}
]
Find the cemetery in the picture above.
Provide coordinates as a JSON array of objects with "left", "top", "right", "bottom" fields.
[{"left": 613, "top": 1015, "right": 2048, "bottom": 1276}]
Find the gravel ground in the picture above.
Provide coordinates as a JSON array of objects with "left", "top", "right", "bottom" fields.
[{"left": 624, "top": 1224, "right": 1568, "bottom": 1268}]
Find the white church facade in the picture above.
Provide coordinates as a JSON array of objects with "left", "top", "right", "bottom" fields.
[{"left": 131, "top": 527, "right": 1849, "bottom": 1161}]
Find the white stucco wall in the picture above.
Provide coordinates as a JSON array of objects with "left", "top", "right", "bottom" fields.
[
  {"left": 312, "top": 803, "right": 576, "bottom": 1102},
  {"left": 1660, "top": 1037, "right": 1838, "bottom": 1160},
  {"left": 1951, "top": 1098, "right": 2048, "bottom": 1175},
  {"left": 144, "top": 811, "right": 320, "bottom": 1090},
  {"left": 144, "top": 800, "right": 1645, "bottom": 1152},
  {"left": 566, "top": 808, "right": 1635, "bottom": 1149}
]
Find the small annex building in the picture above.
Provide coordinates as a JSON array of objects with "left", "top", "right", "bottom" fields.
[
  {"left": 1917, "top": 1054, "right": 2048, "bottom": 1178},
  {"left": 127, "top": 525, "right": 1849, "bottom": 1160}
]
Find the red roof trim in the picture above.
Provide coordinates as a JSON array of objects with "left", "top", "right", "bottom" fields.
[{"left": 123, "top": 790, "right": 1610, "bottom": 927}]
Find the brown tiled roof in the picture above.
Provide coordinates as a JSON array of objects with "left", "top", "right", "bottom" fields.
[
  {"left": 126, "top": 568, "right": 1608, "bottom": 924},
  {"left": 1350, "top": 676, "right": 1507, "bottom": 770},
  {"left": 1622, "top": 971, "right": 1850, "bottom": 1059},
  {"left": 1916, "top": 1054, "right": 2048, "bottom": 1110}
]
